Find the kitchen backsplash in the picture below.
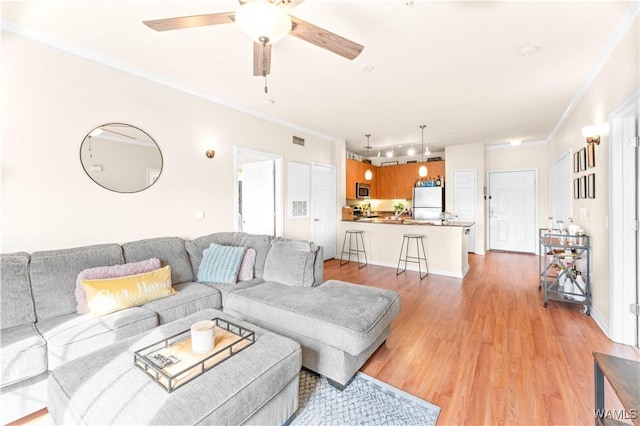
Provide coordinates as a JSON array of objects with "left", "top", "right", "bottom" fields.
[{"left": 346, "top": 199, "right": 413, "bottom": 212}]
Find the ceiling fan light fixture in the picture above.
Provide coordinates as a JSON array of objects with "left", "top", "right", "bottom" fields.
[{"left": 235, "top": 0, "right": 292, "bottom": 45}]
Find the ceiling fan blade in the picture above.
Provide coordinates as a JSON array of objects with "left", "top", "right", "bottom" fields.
[
  {"left": 143, "top": 12, "right": 235, "bottom": 32},
  {"left": 253, "top": 42, "right": 272, "bottom": 77},
  {"left": 289, "top": 16, "right": 364, "bottom": 60}
]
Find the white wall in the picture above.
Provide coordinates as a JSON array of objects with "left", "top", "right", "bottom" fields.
[
  {"left": 1, "top": 32, "right": 335, "bottom": 252},
  {"left": 444, "top": 143, "right": 486, "bottom": 254},
  {"left": 485, "top": 142, "right": 550, "bottom": 229},
  {"left": 546, "top": 15, "right": 639, "bottom": 325}
]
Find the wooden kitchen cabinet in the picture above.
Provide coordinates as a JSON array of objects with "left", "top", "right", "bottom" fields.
[
  {"left": 425, "top": 160, "right": 445, "bottom": 181},
  {"left": 346, "top": 159, "right": 445, "bottom": 200},
  {"left": 396, "top": 163, "right": 420, "bottom": 200},
  {"left": 346, "top": 159, "right": 376, "bottom": 199},
  {"left": 376, "top": 165, "right": 397, "bottom": 199}
]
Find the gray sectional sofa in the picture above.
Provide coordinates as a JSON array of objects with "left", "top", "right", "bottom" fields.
[{"left": 0, "top": 231, "right": 400, "bottom": 424}]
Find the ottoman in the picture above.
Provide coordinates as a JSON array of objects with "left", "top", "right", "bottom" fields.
[
  {"left": 48, "top": 309, "right": 301, "bottom": 425},
  {"left": 224, "top": 279, "right": 401, "bottom": 389}
]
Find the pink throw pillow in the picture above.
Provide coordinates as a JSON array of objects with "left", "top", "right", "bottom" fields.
[
  {"left": 75, "top": 258, "right": 162, "bottom": 314},
  {"left": 237, "top": 248, "right": 256, "bottom": 282}
]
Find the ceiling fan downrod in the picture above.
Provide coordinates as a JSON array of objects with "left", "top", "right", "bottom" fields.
[{"left": 261, "top": 36, "right": 269, "bottom": 94}]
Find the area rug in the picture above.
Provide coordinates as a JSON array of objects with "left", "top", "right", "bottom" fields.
[{"left": 288, "top": 369, "right": 441, "bottom": 426}]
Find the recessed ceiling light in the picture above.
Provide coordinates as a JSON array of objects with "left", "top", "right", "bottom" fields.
[
  {"left": 518, "top": 44, "right": 540, "bottom": 56},
  {"left": 407, "top": 146, "right": 415, "bottom": 155},
  {"left": 386, "top": 150, "right": 393, "bottom": 158}
]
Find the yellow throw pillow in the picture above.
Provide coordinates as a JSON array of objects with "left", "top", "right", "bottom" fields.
[{"left": 81, "top": 266, "right": 176, "bottom": 316}]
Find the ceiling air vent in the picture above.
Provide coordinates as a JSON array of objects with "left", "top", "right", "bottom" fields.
[{"left": 292, "top": 136, "right": 305, "bottom": 146}]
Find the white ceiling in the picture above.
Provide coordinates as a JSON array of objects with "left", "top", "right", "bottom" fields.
[{"left": 2, "top": 1, "right": 634, "bottom": 158}]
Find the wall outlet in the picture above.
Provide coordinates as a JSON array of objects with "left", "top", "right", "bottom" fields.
[{"left": 579, "top": 207, "right": 590, "bottom": 220}]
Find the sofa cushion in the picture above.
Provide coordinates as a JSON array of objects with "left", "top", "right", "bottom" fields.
[
  {"left": 122, "top": 237, "right": 193, "bottom": 285},
  {"left": 184, "top": 232, "right": 237, "bottom": 277},
  {"left": 1, "top": 252, "right": 36, "bottom": 329},
  {"left": 197, "top": 244, "right": 245, "bottom": 284},
  {"left": 141, "top": 282, "right": 222, "bottom": 324},
  {"left": 82, "top": 266, "right": 176, "bottom": 316},
  {"left": 0, "top": 324, "right": 47, "bottom": 387},
  {"left": 36, "top": 308, "right": 157, "bottom": 370},
  {"left": 225, "top": 280, "right": 400, "bottom": 356},
  {"left": 231, "top": 233, "right": 273, "bottom": 279},
  {"left": 263, "top": 239, "right": 317, "bottom": 287},
  {"left": 29, "top": 244, "right": 125, "bottom": 320},
  {"left": 75, "top": 257, "right": 162, "bottom": 314},
  {"left": 210, "top": 278, "right": 264, "bottom": 305}
]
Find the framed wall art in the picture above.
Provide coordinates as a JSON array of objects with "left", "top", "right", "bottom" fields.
[
  {"left": 574, "top": 178, "right": 580, "bottom": 199},
  {"left": 579, "top": 147, "right": 587, "bottom": 172},
  {"left": 587, "top": 173, "right": 595, "bottom": 198},
  {"left": 580, "top": 175, "right": 587, "bottom": 199},
  {"left": 573, "top": 152, "right": 580, "bottom": 173},
  {"left": 587, "top": 143, "right": 596, "bottom": 168}
]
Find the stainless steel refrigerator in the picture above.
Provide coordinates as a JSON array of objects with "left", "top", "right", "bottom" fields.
[{"left": 413, "top": 187, "right": 445, "bottom": 221}]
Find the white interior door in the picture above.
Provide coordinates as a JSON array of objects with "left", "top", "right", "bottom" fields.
[
  {"left": 452, "top": 169, "right": 477, "bottom": 253},
  {"left": 610, "top": 92, "right": 639, "bottom": 346},
  {"left": 488, "top": 170, "right": 537, "bottom": 253},
  {"left": 312, "top": 163, "right": 336, "bottom": 260},
  {"left": 240, "top": 160, "right": 275, "bottom": 235}
]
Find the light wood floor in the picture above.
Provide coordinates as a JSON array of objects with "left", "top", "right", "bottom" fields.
[
  {"left": 12, "top": 251, "right": 639, "bottom": 425},
  {"left": 326, "top": 251, "right": 640, "bottom": 425}
]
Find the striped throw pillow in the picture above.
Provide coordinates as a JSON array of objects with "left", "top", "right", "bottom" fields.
[{"left": 197, "top": 243, "right": 245, "bottom": 284}]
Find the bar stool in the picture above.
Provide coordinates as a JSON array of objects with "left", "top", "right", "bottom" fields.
[
  {"left": 396, "top": 233, "right": 428, "bottom": 279},
  {"left": 340, "top": 230, "right": 368, "bottom": 268}
]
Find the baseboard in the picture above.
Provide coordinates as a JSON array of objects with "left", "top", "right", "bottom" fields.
[
  {"left": 589, "top": 305, "right": 611, "bottom": 338},
  {"left": 337, "top": 256, "right": 464, "bottom": 279}
]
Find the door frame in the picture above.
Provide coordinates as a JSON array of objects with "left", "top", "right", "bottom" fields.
[
  {"left": 312, "top": 162, "right": 337, "bottom": 260},
  {"left": 234, "top": 146, "right": 283, "bottom": 237},
  {"left": 486, "top": 168, "right": 538, "bottom": 254},
  {"left": 452, "top": 168, "right": 477, "bottom": 253},
  {"left": 609, "top": 90, "right": 639, "bottom": 346}
]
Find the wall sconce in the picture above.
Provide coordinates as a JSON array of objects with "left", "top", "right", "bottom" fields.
[
  {"left": 205, "top": 150, "right": 216, "bottom": 159},
  {"left": 581, "top": 126, "right": 600, "bottom": 145}
]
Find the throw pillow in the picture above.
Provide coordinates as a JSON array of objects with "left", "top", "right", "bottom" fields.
[
  {"left": 197, "top": 243, "right": 245, "bottom": 284},
  {"left": 75, "top": 258, "right": 162, "bottom": 314},
  {"left": 237, "top": 248, "right": 256, "bottom": 282},
  {"left": 263, "top": 239, "right": 316, "bottom": 287},
  {"left": 81, "top": 265, "right": 175, "bottom": 316}
]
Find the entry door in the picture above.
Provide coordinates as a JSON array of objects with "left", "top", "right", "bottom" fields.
[
  {"left": 241, "top": 160, "right": 275, "bottom": 235},
  {"left": 452, "top": 169, "right": 477, "bottom": 253},
  {"left": 312, "top": 164, "right": 336, "bottom": 259},
  {"left": 488, "top": 170, "right": 536, "bottom": 253}
]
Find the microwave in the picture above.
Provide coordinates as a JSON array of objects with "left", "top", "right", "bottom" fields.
[{"left": 356, "top": 183, "right": 370, "bottom": 199}]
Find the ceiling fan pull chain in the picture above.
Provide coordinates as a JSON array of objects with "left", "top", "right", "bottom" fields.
[{"left": 264, "top": 74, "right": 268, "bottom": 94}]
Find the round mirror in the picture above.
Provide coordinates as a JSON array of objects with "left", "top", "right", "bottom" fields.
[{"left": 80, "top": 123, "right": 163, "bottom": 193}]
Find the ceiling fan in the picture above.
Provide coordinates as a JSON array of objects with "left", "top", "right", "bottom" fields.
[{"left": 143, "top": 0, "right": 364, "bottom": 92}]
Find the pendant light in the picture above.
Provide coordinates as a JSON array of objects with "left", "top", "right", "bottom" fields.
[
  {"left": 364, "top": 134, "right": 373, "bottom": 181},
  {"left": 418, "top": 125, "right": 428, "bottom": 178}
]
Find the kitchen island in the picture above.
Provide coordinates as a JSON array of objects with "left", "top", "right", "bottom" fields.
[{"left": 338, "top": 218, "right": 474, "bottom": 278}]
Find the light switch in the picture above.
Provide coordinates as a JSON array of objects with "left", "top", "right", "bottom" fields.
[{"left": 195, "top": 211, "right": 205, "bottom": 219}]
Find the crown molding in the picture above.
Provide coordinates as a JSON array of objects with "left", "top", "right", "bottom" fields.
[
  {"left": 1, "top": 19, "right": 336, "bottom": 143},
  {"left": 546, "top": 2, "right": 639, "bottom": 142},
  {"left": 484, "top": 139, "right": 548, "bottom": 150}
]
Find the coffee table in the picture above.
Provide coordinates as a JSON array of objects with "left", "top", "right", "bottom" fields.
[{"left": 48, "top": 309, "right": 301, "bottom": 425}]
